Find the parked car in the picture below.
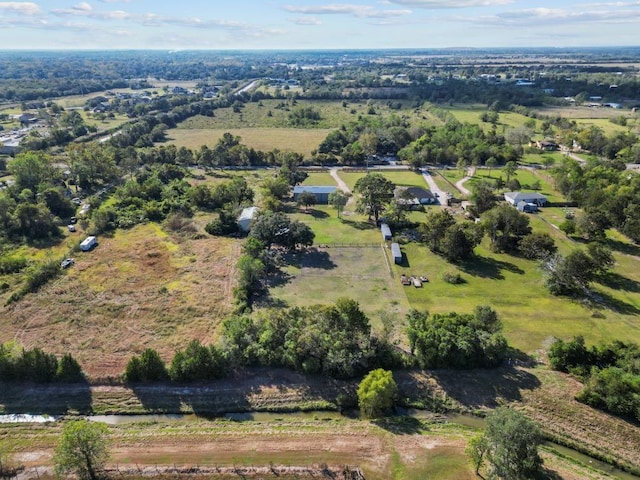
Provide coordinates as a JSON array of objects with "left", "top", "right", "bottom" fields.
[
  {"left": 69, "top": 217, "right": 78, "bottom": 224},
  {"left": 67, "top": 224, "right": 76, "bottom": 232},
  {"left": 60, "top": 258, "right": 75, "bottom": 269},
  {"left": 71, "top": 197, "right": 82, "bottom": 205}
]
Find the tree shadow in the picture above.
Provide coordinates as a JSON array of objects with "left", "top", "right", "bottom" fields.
[
  {"left": 0, "top": 382, "right": 93, "bottom": 415},
  {"left": 129, "top": 383, "right": 182, "bottom": 413},
  {"left": 299, "top": 249, "right": 337, "bottom": 270},
  {"left": 373, "top": 415, "right": 427, "bottom": 435},
  {"left": 597, "top": 272, "right": 640, "bottom": 293},
  {"left": 458, "top": 255, "right": 524, "bottom": 280},
  {"left": 585, "top": 290, "right": 640, "bottom": 316},
  {"left": 308, "top": 209, "right": 329, "bottom": 219},
  {"left": 427, "top": 364, "right": 542, "bottom": 409},
  {"left": 26, "top": 235, "right": 64, "bottom": 249},
  {"left": 537, "top": 468, "right": 564, "bottom": 480},
  {"left": 601, "top": 237, "right": 640, "bottom": 257},
  {"left": 343, "top": 219, "right": 376, "bottom": 231}
]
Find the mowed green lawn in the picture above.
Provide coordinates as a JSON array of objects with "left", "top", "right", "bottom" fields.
[
  {"left": 275, "top": 169, "right": 640, "bottom": 354},
  {"left": 394, "top": 237, "right": 640, "bottom": 353}
]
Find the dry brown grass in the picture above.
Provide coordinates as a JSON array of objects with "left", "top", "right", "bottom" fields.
[
  {"left": 0, "top": 223, "right": 239, "bottom": 378},
  {"left": 166, "top": 128, "right": 332, "bottom": 156}
]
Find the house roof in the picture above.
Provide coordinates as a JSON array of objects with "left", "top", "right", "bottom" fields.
[
  {"left": 504, "top": 192, "right": 547, "bottom": 203},
  {"left": 238, "top": 206, "right": 259, "bottom": 222},
  {"left": 293, "top": 186, "right": 337, "bottom": 194}
]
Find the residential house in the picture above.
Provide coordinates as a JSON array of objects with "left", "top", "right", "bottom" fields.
[
  {"left": 394, "top": 186, "right": 436, "bottom": 208},
  {"left": 504, "top": 192, "right": 548, "bottom": 207},
  {"left": 292, "top": 186, "right": 337, "bottom": 204}
]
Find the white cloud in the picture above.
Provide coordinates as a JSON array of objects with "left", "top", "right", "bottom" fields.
[
  {"left": 73, "top": 2, "right": 92, "bottom": 12},
  {"left": 388, "top": 0, "right": 514, "bottom": 6},
  {"left": 0, "top": 2, "right": 41, "bottom": 15},
  {"left": 282, "top": 4, "right": 411, "bottom": 18},
  {"left": 98, "top": 0, "right": 131, "bottom": 3},
  {"left": 387, "top": 0, "right": 513, "bottom": 7},
  {"left": 292, "top": 16, "right": 323, "bottom": 25},
  {"left": 463, "top": 6, "right": 640, "bottom": 25}
]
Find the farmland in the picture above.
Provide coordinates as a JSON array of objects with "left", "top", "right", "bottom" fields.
[{"left": 2, "top": 49, "right": 640, "bottom": 480}]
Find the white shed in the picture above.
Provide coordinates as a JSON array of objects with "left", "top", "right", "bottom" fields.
[{"left": 238, "top": 207, "right": 259, "bottom": 232}]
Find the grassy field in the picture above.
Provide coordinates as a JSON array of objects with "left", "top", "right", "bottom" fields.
[
  {"left": 0, "top": 222, "right": 239, "bottom": 378},
  {"left": 166, "top": 127, "right": 331, "bottom": 156}
]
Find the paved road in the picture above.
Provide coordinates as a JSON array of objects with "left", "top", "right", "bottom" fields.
[{"left": 420, "top": 169, "right": 449, "bottom": 207}]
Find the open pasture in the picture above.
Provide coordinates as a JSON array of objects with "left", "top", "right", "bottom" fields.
[
  {"left": 0, "top": 223, "right": 238, "bottom": 378},
  {"left": 265, "top": 243, "right": 410, "bottom": 325},
  {"left": 167, "top": 127, "right": 331, "bottom": 156},
  {"left": 395, "top": 235, "right": 640, "bottom": 353}
]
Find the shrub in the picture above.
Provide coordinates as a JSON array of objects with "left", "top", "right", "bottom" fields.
[
  {"left": 357, "top": 369, "right": 397, "bottom": 418},
  {"left": 443, "top": 271, "right": 465, "bottom": 284}
]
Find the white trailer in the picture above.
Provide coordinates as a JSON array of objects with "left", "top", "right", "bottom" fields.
[{"left": 80, "top": 236, "right": 97, "bottom": 251}]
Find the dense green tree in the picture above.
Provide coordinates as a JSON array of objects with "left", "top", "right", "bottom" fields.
[
  {"left": 296, "top": 191, "right": 316, "bottom": 211},
  {"left": 420, "top": 209, "right": 455, "bottom": 252},
  {"left": 544, "top": 249, "right": 603, "bottom": 296},
  {"left": 56, "top": 354, "right": 85, "bottom": 383},
  {"left": 440, "top": 222, "right": 482, "bottom": 262},
  {"left": 548, "top": 336, "right": 592, "bottom": 373},
  {"left": 354, "top": 173, "right": 395, "bottom": 223},
  {"left": 124, "top": 348, "right": 169, "bottom": 383},
  {"left": 250, "top": 212, "right": 314, "bottom": 250},
  {"left": 7, "top": 152, "right": 57, "bottom": 192},
  {"left": 406, "top": 307, "right": 508, "bottom": 369},
  {"left": 469, "top": 407, "right": 543, "bottom": 480},
  {"left": 577, "top": 367, "right": 640, "bottom": 420},
  {"left": 471, "top": 180, "right": 496, "bottom": 214},
  {"left": 329, "top": 190, "right": 349, "bottom": 219},
  {"left": 357, "top": 368, "right": 397, "bottom": 418},
  {"left": 67, "top": 143, "right": 119, "bottom": 190},
  {"left": 518, "top": 232, "right": 557, "bottom": 260},
  {"left": 169, "top": 340, "right": 227, "bottom": 382},
  {"left": 503, "top": 161, "right": 518, "bottom": 183},
  {"left": 482, "top": 204, "right": 531, "bottom": 252},
  {"left": 54, "top": 420, "right": 109, "bottom": 480}
]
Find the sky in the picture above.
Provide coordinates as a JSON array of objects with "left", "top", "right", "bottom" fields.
[{"left": 0, "top": 0, "right": 639, "bottom": 50}]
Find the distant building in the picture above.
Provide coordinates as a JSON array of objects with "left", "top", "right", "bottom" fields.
[
  {"left": 0, "top": 135, "right": 20, "bottom": 155},
  {"left": 292, "top": 186, "right": 337, "bottom": 204},
  {"left": 237, "top": 206, "right": 259, "bottom": 232},
  {"left": 536, "top": 139, "right": 558, "bottom": 151}
]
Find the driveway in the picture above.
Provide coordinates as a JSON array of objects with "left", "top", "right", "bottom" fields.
[
  {"left": 421, "top": 169, "right": 449, "bottom": 207},
  {"left": 455, "top": 167, "right": 475, "bottom": 196},
  {"left": 330, "top": 168, "right": 351, "bottom": 194}
]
